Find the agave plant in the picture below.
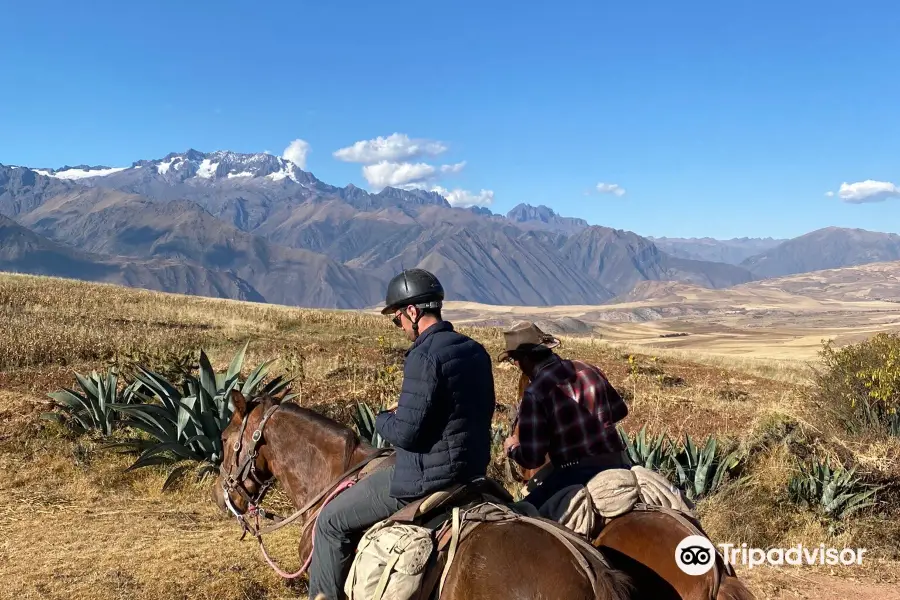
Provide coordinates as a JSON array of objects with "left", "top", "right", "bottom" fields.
[
  {"left": 353, "top": 401, "right": 390, "bottom": 449},
  {"left": 788, "top": 458, "right": 881, "bottom": 521},
  {"left": 618, "top": 424, "right": 673, "bottom": 475},
  {"left": 108, "top": 342, "right": 295, "bottom": 488},
  {"left": 669, "top": 434, "right": 743, "bottom": 501},
  {"left": 41, "top": 368, "right": 141, "bottom": 436}
]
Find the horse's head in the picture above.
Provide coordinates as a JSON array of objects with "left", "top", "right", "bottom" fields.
[{"left": 211, "top": 388, "right": 285, "bottom": 523}]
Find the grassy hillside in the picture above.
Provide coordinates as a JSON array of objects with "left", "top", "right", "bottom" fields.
[{"left": 1, "top": 272, "right": 898, "bottom": 600}]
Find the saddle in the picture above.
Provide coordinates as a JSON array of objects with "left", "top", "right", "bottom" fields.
[{"left": 353, "top": 450, "right": 515, "bottom": 529}]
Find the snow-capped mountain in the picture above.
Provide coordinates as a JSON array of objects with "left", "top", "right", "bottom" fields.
[
  {"left": 131, "top": 149, "right": 315, "bottom": 184},
  {"left": 33, "top": 149, "right": 318, "bottom": 186}
]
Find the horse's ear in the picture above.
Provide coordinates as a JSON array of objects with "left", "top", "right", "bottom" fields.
[
  {"left": 270, "top": 386, "right": 291, "bottom": 404},
  {"left": 230, "top": 389, "right": 248, "bottom": 417}
]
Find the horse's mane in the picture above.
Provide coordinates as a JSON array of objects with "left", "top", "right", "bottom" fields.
[{"left": 249, "top": 396, "right": 355, "bottom": 437}]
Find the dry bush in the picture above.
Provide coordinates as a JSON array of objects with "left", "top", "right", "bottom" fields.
[{"left": 811, "top": 334, "right": 900, "bottom": 439}]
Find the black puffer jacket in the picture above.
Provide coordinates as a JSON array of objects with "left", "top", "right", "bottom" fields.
[{"left": 375, "top": 321, "right": 496, "bottom": 499}]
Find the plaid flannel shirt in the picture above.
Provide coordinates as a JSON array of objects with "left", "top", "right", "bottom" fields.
[{"left": 508, "top": 354, "right": 628, "bottom": 469}]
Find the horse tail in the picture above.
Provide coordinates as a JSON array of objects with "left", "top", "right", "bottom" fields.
[
  {"left": 716, "top": 575, "right": 757, "bottom": 600},
  {"left": 595, "top": 565, "right": 633, "bottom": 600}
]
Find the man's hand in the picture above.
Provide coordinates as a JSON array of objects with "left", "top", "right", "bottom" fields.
[{"left": 503, "top": 434, "right": 519, "bottom": 456}]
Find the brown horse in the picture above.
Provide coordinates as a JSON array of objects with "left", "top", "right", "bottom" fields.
[
  {"left": 507, "top": 373, "right": 755, "bottom": 600},
  {"left": 210, "top": 389, "right": 633, "bottom": 600}
]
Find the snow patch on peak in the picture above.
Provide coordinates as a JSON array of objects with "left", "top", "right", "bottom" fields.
[
  {"left": 227, "top": 171, "right": 253, "bottom": 178},
  {"left": 196, "top": 159, "right": 218, "bottom": 179},
  {"left": 38, "top": 166, "right": 128, "bottom": 180},
  {"left": 266, "top": 161, "right": 300, "bottom": 183},
  {"left": 157, "top": 158, "right": 180, "bottom": 174}
]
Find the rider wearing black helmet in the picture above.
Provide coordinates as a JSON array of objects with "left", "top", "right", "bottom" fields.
[{"left": 308, "top": 268, "right": 497, "bottom": 600}]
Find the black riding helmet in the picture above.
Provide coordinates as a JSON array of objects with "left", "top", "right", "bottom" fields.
[{"left": 381, "top": 269, "right": 444, "bottom": 335}]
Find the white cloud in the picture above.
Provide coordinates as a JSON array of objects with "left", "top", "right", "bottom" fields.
[
  {"left": 596, "top": 182, "right": 626, "bottom": 197},
  {"left": 283, "top": 139, "right": 311, "bottom": 169},
  {"left": 824, "top": 191, "right": 834, "bottom": 197},
  {"left": 363, "top": 161, "right": 437, "bottom": 189},
  {"left": 440, "top": 161, "right": 466, "bottom": 174},
  {"left": 336, "top": 133, "right": 492, "bottom": 203},
  {"left": 333, "top": 133, "right": 448, "bottom": 163},
  {"left": 431, "top": 185, "right": 494, "bottom": 208},
  {"left": 832, "top": 180, "right": 900, "bottom": 204}
]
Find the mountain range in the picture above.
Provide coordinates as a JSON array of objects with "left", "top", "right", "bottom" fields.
[{"left": 0, "top": 149, "right": 896, "bottom": 309}]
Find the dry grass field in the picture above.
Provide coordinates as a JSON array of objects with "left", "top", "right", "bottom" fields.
[{"left": 2, "top": 271, "right": 899, "bottom": 600}]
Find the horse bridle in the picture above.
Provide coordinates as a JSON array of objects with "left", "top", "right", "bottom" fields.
[
  {"left": 219, "top": 400, "right": 396, "bottom": 545},
  {"left": 220, "top": 403, "right": 282, "bottom": 536}
]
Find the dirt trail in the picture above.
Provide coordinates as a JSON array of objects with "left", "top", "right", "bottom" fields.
[{"left": 745, "top": 569, "right": 900, "bottom": 599}]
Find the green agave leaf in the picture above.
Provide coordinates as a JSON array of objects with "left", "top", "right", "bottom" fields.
[
  {"left": 135, "top": 367, "right": 183, "bottom": 413},
  {"left": 113, "top": 404, "right": 178, "bottom": 440},
  {"left": 198, "top": 350, "right": 218, "bottom": 407},
  {"left": 242, "top": 360, "right": 275, "bottom": 395},
  {"left": 198, "top": 411, "right": 224, "bottom": 457},
  {"left": 196, "top": 462, "right": 219, "bottom": 481},
  {"left": 183, "top": 434, "right": 215, "bottom": 457},
  {"left": 227, "top": 340, "right": 250, "bottom": 383},
  {"left": 74, "top": 371, "right": 100, "bottom": 402},
  {"left": 40, "top": 412, "right": 66, "bottom": 424},
  {"left": 712, "top": 450, "right": 742, "bottom": 491},
  {"left": 120, "top": 419, "right": 178, "bottom": 444},
  {"left": 162, "top": 464, "right": 195, "bottom": 491},
  {"left": 137, "top": 441, "right": 203, "bottom": 462},
  {"left": 177, "top": 396, "right": 200, "bottom": 440},
  {"left": 102, "top": 439, "right": 158, "bottom": 454},
  {"left": 48, "top": 389, "right": 91, "bottom": 412},
  {"left": 125, "top": 454, "right": 180, "bottom": 472},
  {"left": 838, "top": 490, "right": 878, "bottom": 519}
]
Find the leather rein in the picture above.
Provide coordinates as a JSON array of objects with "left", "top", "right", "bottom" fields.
[{"left": 219, "top": 402, "right": 393, "bottom": 541}]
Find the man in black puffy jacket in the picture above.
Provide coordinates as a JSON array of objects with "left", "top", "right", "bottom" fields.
[{"left": 307, "top": 268, "right": 497, "bottom": 600}]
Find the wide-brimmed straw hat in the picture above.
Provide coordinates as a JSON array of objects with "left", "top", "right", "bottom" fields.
[{"left": 497, "top": 321, "right": 560, "bottom": 362}]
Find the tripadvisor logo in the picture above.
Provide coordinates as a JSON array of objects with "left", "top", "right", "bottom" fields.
[
  {"left": 675, "top": 536, "right": 868, "bottom": 574},
  {"left": 675, "top": 535, "right": 716, "bottom": 576}
]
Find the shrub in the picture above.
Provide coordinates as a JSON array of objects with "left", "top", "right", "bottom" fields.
[
  {"left": 788, "top": 457, "right": 882, "bottom": 527},
  {"left": 618, "top": 427, "right": 743, "bottom": 500},
  {"left": 41, "top": 368, "right": 142, "bottom": 436},
  {"left": 669, "top": 434, "right": 744, "bottom": 502},
  {"left": 814, "top": 334, "right": 900, "bottom": 437},
  {"left": 618, "top": 424, "right": 674, "bottom": 475}
]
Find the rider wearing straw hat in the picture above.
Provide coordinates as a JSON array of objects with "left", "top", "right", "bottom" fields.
[{"left": 500, "top": 321, "right": 631, "bottom": 510}]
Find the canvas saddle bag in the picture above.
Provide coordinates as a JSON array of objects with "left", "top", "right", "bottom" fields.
[{"left": 343, "top": 519, "right": 434, "bottom": 600}]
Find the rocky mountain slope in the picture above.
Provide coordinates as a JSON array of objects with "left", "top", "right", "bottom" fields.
[
  {"left": 0, "top": 152, "right": 761, "bottom": 308},
  {"left": 0, "top": 214, "right": 262, "bottom": 301},
  {"left": 648, "top": 236, "right": 786, "bottom": 265},
  {"left": 740, "top": 227, "right": 900, "bottom": 278}
]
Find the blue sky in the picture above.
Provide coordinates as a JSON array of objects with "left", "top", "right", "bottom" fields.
[{"left": 1, "top": 0, "right": 898, "bottom": 239}]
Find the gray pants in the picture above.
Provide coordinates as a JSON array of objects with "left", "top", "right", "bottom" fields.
[{"left": 307, "top": 466, "right": 410, "bottom": 600}]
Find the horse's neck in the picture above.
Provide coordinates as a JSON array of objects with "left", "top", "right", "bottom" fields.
[{"left": 263, "top": 406, "right": 371, "bottom": 510}]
